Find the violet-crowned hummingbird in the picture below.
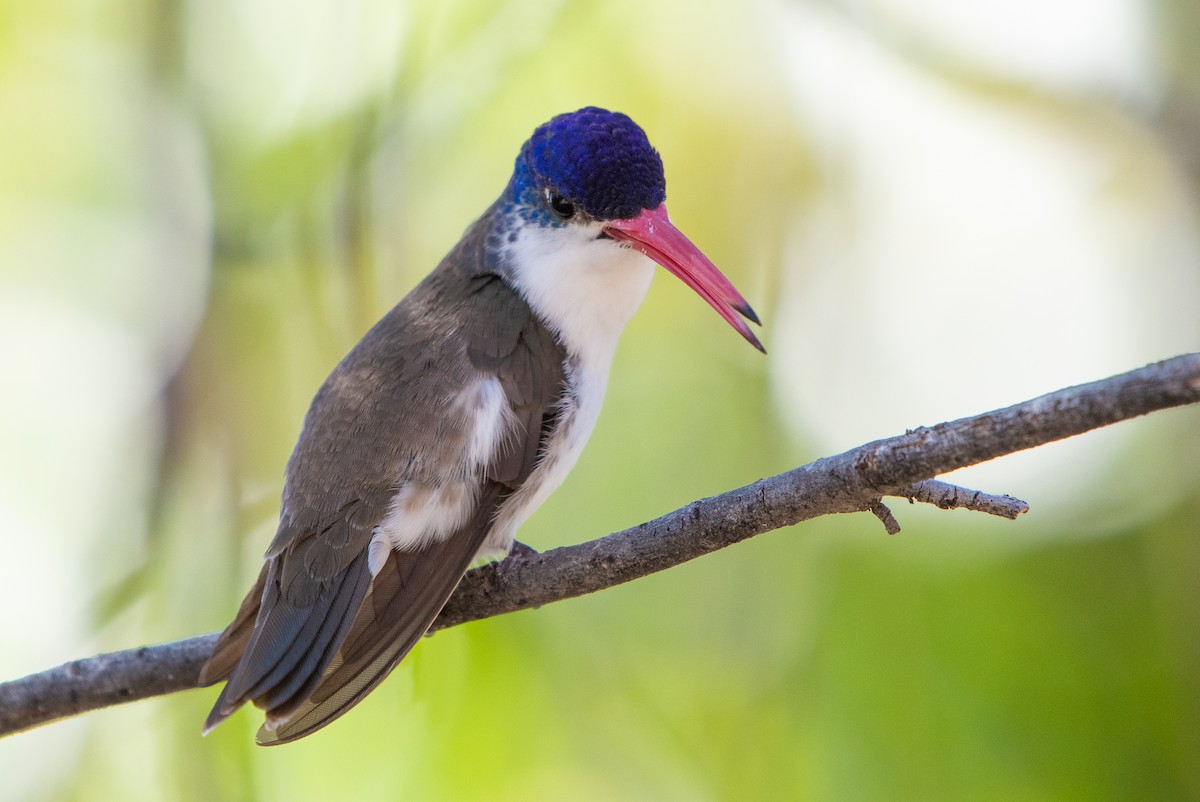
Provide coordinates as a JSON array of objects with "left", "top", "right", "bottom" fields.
[{"left": 200, "top": 107, "right": 764, "bottom": 745}]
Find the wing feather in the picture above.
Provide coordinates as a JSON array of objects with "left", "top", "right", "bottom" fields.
[
  {"left": 255, "top": 485, "right": 503, "bottom": 745},
  {"left": 250, "top": 548, "right": 371, "bottom": 713},
  {"left": 201, "top": 545, "right": 372, "bottom": 733},
  {"left": 199, "top": 566, "right": 268, "bottom": 686}
]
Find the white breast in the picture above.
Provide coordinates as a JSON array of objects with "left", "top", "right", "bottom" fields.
[
  {"left": 503, "top": 221, "right": 655, "bottom": 377},
  {"left": 480, "top": 223, "right": 656, "bottom": 555}
]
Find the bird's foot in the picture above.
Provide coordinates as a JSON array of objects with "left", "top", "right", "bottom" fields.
[
  {"left": 506, "top": 539, "right": 540, "bottom": 562},
  {"left": 496, "top": 540, "right": 539, "bottom": 581}
]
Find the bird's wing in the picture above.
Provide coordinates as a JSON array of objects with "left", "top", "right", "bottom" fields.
[
  {"left": 201, "top": 229, "right": 566, "bottom": 742},
  {"left": 250, "top": 272, "right": 566, "bottom": 745},
  {"left": 252, "top": 483, "right": 505, "bottom": 744}
]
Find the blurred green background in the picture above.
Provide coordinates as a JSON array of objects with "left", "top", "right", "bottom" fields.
[{"left": 2, "top": 0, "right": 1199, "bottom": 800}]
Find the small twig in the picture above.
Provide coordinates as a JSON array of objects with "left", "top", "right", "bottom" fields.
[
  {"left": 900, "top": 479, "right": 1029, "bottom": 519},
  {"left": 868, "top": 501, "right": 902, "bottom": 534}
]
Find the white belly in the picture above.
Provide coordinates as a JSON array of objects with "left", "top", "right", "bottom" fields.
[{"left": 481, "top": 358, "right": 606, "bottom": 557}]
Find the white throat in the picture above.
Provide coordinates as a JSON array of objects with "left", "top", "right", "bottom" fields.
[{"left": 503, "top": 222, "right": 655, "bottom": 376}]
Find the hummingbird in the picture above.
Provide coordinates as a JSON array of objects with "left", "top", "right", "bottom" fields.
[{"left": 199, "top": 107, "right": 764, "bottom": 745}]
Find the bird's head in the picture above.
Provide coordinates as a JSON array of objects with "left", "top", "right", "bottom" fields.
[{"left": 505, "top": 107, "right": 764, "bottom": 352}]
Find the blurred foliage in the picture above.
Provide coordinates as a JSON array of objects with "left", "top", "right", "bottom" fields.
[{"left": 1, "top": 1, "right": 1198, "bottom": 800}]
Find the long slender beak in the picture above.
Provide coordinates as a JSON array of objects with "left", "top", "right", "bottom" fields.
[{"left": 604, "top": 204, "right": 765, "bottom": 353}]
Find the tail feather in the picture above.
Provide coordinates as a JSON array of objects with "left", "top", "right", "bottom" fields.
[{"left": 200, "top": 550, "right": 370, "bottom": 735}]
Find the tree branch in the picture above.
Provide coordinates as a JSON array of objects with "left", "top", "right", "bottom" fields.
[{"left": 2, "top": 353, "right": 1197, "bottom": 738}]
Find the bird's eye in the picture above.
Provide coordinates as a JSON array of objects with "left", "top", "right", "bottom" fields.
[{"left": 548, "top": 192, "right": 576, "bottom": 220}]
